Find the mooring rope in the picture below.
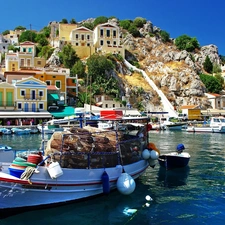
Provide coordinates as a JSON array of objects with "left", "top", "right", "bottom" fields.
[{"left": 20, "top": 166, "right": 36, "bottom": 183}]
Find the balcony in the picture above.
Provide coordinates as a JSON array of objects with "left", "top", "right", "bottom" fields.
[{"left": 24, "top": 94, "right": 42, "bottom": 100}]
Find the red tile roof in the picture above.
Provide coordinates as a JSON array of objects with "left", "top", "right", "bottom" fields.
[
  {"left": 180, "top": 105, "right": 198, "bottom": 109},
  {"left": 47, "top": 85, "right": 59, "bottom": 90}
]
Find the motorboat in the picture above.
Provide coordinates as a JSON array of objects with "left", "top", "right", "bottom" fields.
[
  {"left": 0, "top": 144, "right": 12, "bottom": 151},
  {"left": 0, "top": 117, "right": 160, "bottom": 216},
  {"left": 186, "top": 117, "right": 225, "bottom": 133},
  {"left": 37, "top": 123, "right": 64, "bottom": 134},
  {"left": 160, "top": 117, "right": 186, "bottom": 131},
  {"left": 0, "top": 128, "right": 12, "bottom": 135},
  {"left": 158, "top": 143, "right": 190, "bottom": 170},
  {"left": 0, "top": 144, "right": 14, "bottom": 163}
]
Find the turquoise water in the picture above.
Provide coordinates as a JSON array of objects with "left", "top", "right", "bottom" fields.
[{"left": 0, "top": 131, "right": 225, "bottom": 225}]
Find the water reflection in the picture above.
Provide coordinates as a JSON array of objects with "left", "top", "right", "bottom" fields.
[{"left": 156, "top": 166, "right": 190, "bottom": 187}]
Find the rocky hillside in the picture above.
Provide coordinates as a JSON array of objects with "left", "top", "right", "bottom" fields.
[{"left": 113, "top": 19, "right": 221, "bottom": 111}]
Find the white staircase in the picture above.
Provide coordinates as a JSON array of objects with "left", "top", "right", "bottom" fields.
[{"left": 124, "top": 60, "right": 178, "bottom": 118}]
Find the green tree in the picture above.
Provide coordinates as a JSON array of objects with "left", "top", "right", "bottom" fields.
[
  {"left": 82, "top": 22, "right": 94, "bottom": 30},
  {"left": 19, "top": 30, "right": 37, "bottom": 42},
  {"left": 60, "top": 18, "right": 68, "bottom": 24},
  {"left": 159, "top": 30, "right": 170, "bottom": 43},
  {"left": 214, "top": 73, "right": 224, "bottom": 87},
  {"left": 70, "top": 18, "right": 76, "bottom": 24},
  {"left": 59, "top": 44, "right": 79, "bottom": 69},
  {"left": 200, "top": 73, "right": 223, "bottom": 93},
  {"left": 213, "top": 63, "right": 222, "bottom": 74},
  {"left": 40, "top": 26, "right": 50, "bottom": 38},
  {"left": 203, "top": 56, "right": 213, "bottom": 73},
  {"left": 14, "top": 26, "right": 26, "bottom": 31},
  {"left": 2, "top": 30, "right": 10, "bottom": 35},
  {"left": 119, "top": 20, "right": 131, "bottom": 30},
  {"left": 38, "top": 46, "right": 54, "bottom": 59},
  {"left": 71, "top": 60, "right": 86, "bottom": 78},
  {"left": 35, "top": 33, "right": 49, "bottom": 46},
  {"left": 8, "top": 44, "right": 20, "bottom": 52},
  {"left": 133, "top": 17, "right": 147, "bottom": 28},
  {"left": 128, "top": 25, "right": 140, "bottom": 37},
  {"left": 87, "top": 54, "right": 114, "bottom": 82},
  {"left": 93, "top": 16, "right": 108, "bottom": 27},
  {"left": 175, "top": 34, "right": 200, "bottom": 52}
]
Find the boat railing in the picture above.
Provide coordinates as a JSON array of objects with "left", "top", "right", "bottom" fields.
[{"left": 44, "top": 129, "right": 146, "bottom": 169}]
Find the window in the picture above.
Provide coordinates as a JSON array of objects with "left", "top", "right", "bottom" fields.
[
  {"left": 100, "top": 40, "right": 104, "bottom": 46},
  {"left": 28, "top": 48, "right": 32, "bottom": 53},
  {"left": 72, "top": 79, "right": 76, "bottom": 83},
  {"left": 76, "top": 43, "right": 79, "bottom": 46},
  {"left": 87, "top": 35, "right": 90, "bottom": 40},
  {"left": 46, "top": 81, "right": 51, "bottom": 85},
  {"left": 18, "top": 102, "right": 22, "bottom": 109},
  {"left": 39, "top": 90, "right": 43, "bottom": 97},
  {"left": 113, "top": 41, "right": 117, "bottom": 46},
  {"left": 39, "top": 103, "right": 44, "bottom": 110},
  {"left": 105, "top": 104, "right": 108, "bottom": 108},
  {"left": 37, "top": 61, "right": 41, "bottom": 65},
  {"left": 23, "top": 48, "right": 26, "bottom": 52},
  {"left": 100, "top": 29, "right": 103, "bottom": 36},
  {"left": 113, "top": 30, "right": 116, "bottom": 37},
  {"left": 27, "top": 59, "right": 31, "bottom": 66},
  {"left": 20, "top": 59, "right": 24, "bottom": 67},
  {"left": 107, "top": 41, "right": 110, "bottom": 45},
  {"left": 113, "top": 104, "right": 115, "bottom": 107},
  {"left": 56, "top": 81, "right": 61, "bottom": 89},
  {"left": 76, "top": 34, "right": 78, "bottom": 39},
  {"left": 81, "top": 35, "right": 84, "bottom": 40},
  {"left": 87, "top": 43, "right": 90, "bottom": 46},
  {"left": 106, "top": 30, "right": 110, "bottom": 37},
  {"left": 12, "top": 64, "right": 15, "bottom": 66},
  {"left": 52, "top": 76, "right": 56, "bottom": 78},
  {"left": 21, "top": 90, "right": 25, "bottom": 96}
]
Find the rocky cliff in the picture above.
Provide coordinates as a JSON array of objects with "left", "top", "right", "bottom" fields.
[{"left": 115, "top": 19, "right": 221, "bottom": 111}]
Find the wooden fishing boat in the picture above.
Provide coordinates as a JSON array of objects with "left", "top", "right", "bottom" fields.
[{"left": 0, "top": 117, "right": 159, "bottom": 217}]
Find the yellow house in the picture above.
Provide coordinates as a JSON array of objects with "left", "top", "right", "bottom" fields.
[
  {"left": 34, "top": 69, "right": 68, "bottom": 101},
  {"left": 70, "top": 26, "right": 95, "bottom": 58},
  {"left": 4, "top": 41, "right": 46, "bottom": 72},
  {"left": 93, "top": 22, "right": 125, "bottom": 58},
  {"left": 0, "top": 82, "right": 15, "bottom": 110},
  {"left": 15, "top": 76, "right": 48, "bottom": 112},
  {"left": 59, "top": 23, "right": 77, "bottom": 47}
]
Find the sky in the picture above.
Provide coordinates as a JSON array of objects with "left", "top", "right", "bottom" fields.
[{"left": 1, "top": 0, "right": 225, "bottom": 55}]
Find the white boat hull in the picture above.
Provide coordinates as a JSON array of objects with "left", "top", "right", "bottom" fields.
[
  {"left": 186, "top": 126, "right": 225, "bottom": 133},
  {"left": 0, "top": 160, "right": 149, "bottom": 210}
]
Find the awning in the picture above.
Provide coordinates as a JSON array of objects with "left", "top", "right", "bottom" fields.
[
  {"left": 48, "top": 93, "right": 60, "bottom": 100},
  {"left": 50, "top": 106, "right": 75, "bottom": 118},
  {"left": 0, "top": 111, "right": 52, "bottom": 118}
]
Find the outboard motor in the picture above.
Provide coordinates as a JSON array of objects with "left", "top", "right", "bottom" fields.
[{"left": 176, "top": 143, "right": 185, "bottom": 154}]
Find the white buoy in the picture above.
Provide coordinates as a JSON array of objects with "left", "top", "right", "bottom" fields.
[
  {"left": 142, "top": 149, "right": 151, "bottom": 160},
  {"left": 145, "top": 195, "right": 153, "bottom": 201},
  {"left": 150, "top": 150, "right": 159, "bottom": 160},
  {"left": 117, "top": 172, "right": 136, "bottom": 195}
]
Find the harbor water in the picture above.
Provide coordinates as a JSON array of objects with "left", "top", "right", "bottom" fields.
[{"left": 0, "top": 130, "right": 225, "bottom": 225}]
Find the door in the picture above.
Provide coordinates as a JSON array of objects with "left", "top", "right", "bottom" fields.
[
  {"left": 24, "top": 103, "right": 29, "bottom": 112},
  {"left": 0, "top": 92, "right": 2, "bottom": 106},
  {"left": 6, "top": 92, "right": 13, "bottom": 107},
  {"left": 32, "top": 103, "right": 36, "bottom": 112}
]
